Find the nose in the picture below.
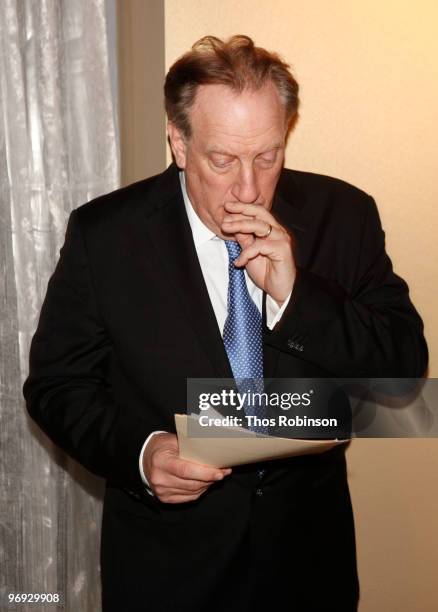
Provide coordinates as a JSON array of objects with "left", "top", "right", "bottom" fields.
[{"left": 231, "top": 165, "right": 260, "bottom": 204}]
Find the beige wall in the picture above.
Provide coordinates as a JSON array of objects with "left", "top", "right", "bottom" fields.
[
  {"left": 164, "top": 2, "right": 438, "bottom": 611},
  {"left": 118, "top": 0, "right": 166, "bottom": 184}
]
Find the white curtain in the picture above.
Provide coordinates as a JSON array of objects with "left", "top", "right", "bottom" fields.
[{"left": 0, "top": 1, "right": 119, "bottom": 610}]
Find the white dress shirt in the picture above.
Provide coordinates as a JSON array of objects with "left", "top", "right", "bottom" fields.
[{"left": 139, "top": 171, "right": 291, "bottom": 487}]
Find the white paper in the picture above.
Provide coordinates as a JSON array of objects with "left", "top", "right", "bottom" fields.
[{"left": 175, "top": 414, "right": 348, "bottom": 468}]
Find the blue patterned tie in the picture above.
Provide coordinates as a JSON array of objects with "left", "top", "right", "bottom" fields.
[{"left": 223, "top": 240, "right": 268, "bottom": 436}]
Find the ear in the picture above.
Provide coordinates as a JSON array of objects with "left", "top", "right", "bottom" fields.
[{"left": 167, "top": 122, "right": 187, "bottom": 168}]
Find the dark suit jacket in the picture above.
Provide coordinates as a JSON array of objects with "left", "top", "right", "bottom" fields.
[{"left": 23, "top": 163, "right": 428, "bottom": 612}]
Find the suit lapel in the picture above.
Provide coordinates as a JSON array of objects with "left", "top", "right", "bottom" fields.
[{"left": 143, "top": 166, "right": 233, "bottom": 379}]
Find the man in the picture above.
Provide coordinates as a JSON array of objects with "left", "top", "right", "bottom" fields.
[{"left": 24, "top": 35, "right": 427, "bottom": 611}]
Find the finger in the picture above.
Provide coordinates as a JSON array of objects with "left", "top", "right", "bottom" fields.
[
  {"left": 165, "top": 457, "right": 231, "bottom": 482},
  {"left": 222, "top": 213, "right": 256, "bottom": 223},
  {"left": 149, "top": 471, "right": 217, "bottom": 491},
  {"left": 159, "top": 492, "right": 208, "bottom": 504},
  {"left": 228, "top": 232, "right": 255, "bottom": 250},
  {"left": 154, "top": 483, "right": 210, "bottom": 498},
  {"left": 224, "top": 202, "right": 280, "bottom": 226},
  {"left": 222, "top": 218, "right": 276, "bottom": 238},
  {"left": 235, "top": 240, "right": 286, "bottom": 266},
  {"left": 153, "top": 468, "right": 232, "bottom": 500},
  {"left": 223, "top": 204, "right": 258, "bottom": 218}
]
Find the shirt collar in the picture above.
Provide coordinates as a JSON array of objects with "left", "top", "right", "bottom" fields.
[{"left": 179, "top": 170, "right": 218, "bottom": 248}]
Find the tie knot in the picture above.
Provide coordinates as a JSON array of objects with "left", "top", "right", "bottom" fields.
[{"left": 224, "top": 240, "right": 241, "bottom": 262}]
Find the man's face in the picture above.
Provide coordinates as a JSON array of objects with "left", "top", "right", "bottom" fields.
[{"left": 168, "top": 82, "right": 288, "bottom": 239}]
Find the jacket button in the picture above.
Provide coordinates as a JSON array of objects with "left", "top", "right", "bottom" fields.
[{"left": 287, "top": 338, "right": 304, "bottom": 352}]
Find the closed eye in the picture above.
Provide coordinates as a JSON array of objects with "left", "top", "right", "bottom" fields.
[
  {"left": 256, "top": 149, "right": 279, "bottom": 165},
  {"left": 210, "top": 154, "right": 236, "bottom": 169}
]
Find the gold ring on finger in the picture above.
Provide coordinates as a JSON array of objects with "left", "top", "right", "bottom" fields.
[{"left": 263, "top": 223, "right": 273, "bottom": 238}]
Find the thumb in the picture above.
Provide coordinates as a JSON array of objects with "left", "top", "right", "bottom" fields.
[{"left": 235, "top": 232, "right": 254, "bottom": 250}]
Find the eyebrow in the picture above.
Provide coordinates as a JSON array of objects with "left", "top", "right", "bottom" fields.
[{"left": 207, "top": 144, "right": 283, "bottom": 156}]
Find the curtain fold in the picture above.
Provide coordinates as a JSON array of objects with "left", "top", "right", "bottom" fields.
[{"left": 0, "top": 1, "right": 119, "bottom": 609}]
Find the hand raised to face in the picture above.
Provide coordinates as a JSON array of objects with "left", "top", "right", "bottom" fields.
[{"left": 221, "top": 201, "right": 296, "bottom": 306}]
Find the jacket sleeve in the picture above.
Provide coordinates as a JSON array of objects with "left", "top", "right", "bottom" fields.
[
  {"left": 23, "top": 210, "right": 152, "bottom": 494},
  {"left": 264, "top": 195, "right": 428, "bottom": 378}
]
